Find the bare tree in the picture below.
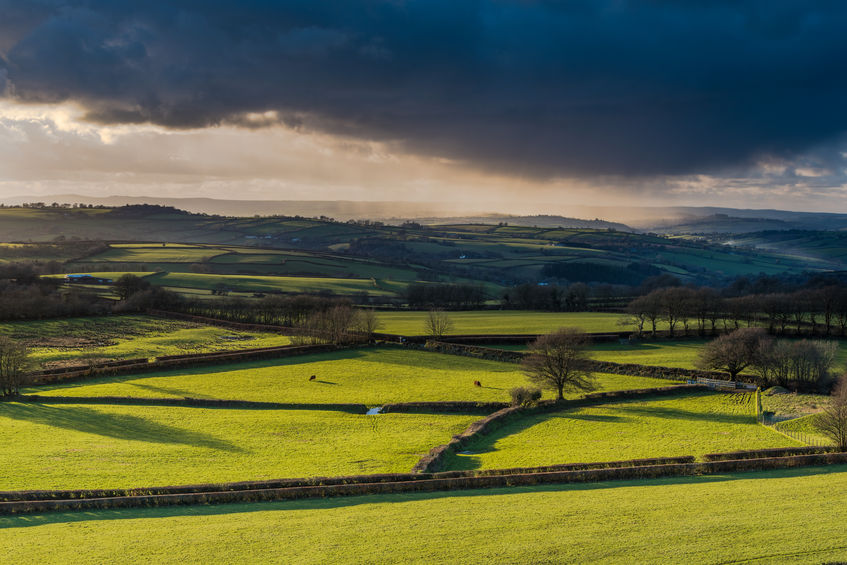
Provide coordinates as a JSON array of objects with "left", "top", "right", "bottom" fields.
[
  {"left": 522, "top": 328, "right": 596, "bottom": 400},
  {"left": 696, "top": 327, "right": 768, "bottom": 379},
  {"left": 816, "top": 376, "right": 847, "bottom": 450},
  {"left": 353, "top": 308, "right": 383, "bottom": 342},
  {"left": 0, "top": 337, "right": 30, "bottom": 396},
  {"left": 752, "top": 338, "right": 836, "bottom": 391},
  {"left": 424, "top": 309, "right": 454, "bottom": 340}
]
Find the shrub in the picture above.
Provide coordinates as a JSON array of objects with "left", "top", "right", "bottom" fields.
[{"left": 509, "top": 386, "right": 542, "bottom": 407}]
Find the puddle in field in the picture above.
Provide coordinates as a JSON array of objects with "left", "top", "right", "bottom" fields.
[{"left": 366, "top": 407, "right": 383, "bottom": 415}]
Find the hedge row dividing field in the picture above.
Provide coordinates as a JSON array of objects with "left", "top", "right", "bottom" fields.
[{"left": 3, "top": 466, "right": 847, "bottom": 564}]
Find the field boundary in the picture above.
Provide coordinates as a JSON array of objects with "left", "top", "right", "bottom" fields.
[
  {"left": 2, "top": 452, "right": 845, "bottom": 515},
  {"left": 26, "top": 344, "right": 341, "bottom": 386},
  {"left": 8, "top": 395, "right": 369, "bottom": 414}
]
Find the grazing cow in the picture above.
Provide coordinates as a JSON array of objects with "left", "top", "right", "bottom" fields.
[
  {"left": 473, "top": 380, "right": 481, "bottom": 387},
  {"left": 309, "top": 375, "right": 316, "bottom": 381}
]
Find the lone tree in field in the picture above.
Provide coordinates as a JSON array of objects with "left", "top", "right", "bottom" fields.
[
  {"left": 113, "top": 274, "right": 151, "bottom": 300},
  {"left": 354, "top": 308, "right": 383, "bottom": 342},
  {"left": 0, "top": 337, "right": 30, "bottom": 397},
  {"left": 696, "top": 327, "right": 767, "bottom": 379},
  {"left": 816, "top": 376, "right": 847, "bottom": 450},
  {"left": 424, "top": 309, "right": 454, "bottom": 340},
  {"left": 522, "top": 328, "right": 595, "bottom": 401}
]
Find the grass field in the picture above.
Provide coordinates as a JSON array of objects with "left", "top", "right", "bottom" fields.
[
  {"left": 761, "top": 389, "right": 831, "bottom": 420},
  {"left": 0, "top": 315, "right": 291, "bottom": 367},
  {"left": 589, "top": 339, "right": 707, "bottom": 368},
  {"left": 147, "top": 272, "right": 399, "bottom": 296},
  {"left": 2, "top": 466, "right": 847, "bottom": 563},
  {"left": 29, "top": 348, "right": 677, "bottom": 405},
  {"left": 0, "top": 402, "right": 477, "bottom": 490},
  {"left": 773, "top": 413, "right": 831, "bottom": 444},
  {"left": 378, "top": 311, "right": 632, "bottom": 335},
  {"left": 590, "top": 338, "right": 847, "bottom": 374},
  {"left": 445, "top": 392, "right": 796, "bottom": 470}
]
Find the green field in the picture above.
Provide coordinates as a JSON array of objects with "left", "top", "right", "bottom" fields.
[
  {"left": 29, "top": 348, "right": 677, "bottom": 405},
  {"left": 446, "top": 392, "right": 796, "bottom": 470},
  {"left": 378, "top": 311, "right": 630, "bottom": 335},
  {"left": 589, "top": 338, "right": 847, "bottom": 374},
  {"left": 589, "top": 339, "right": 708, "bottom": 368},
  {"left": 0, "top": 402, "right": 476, "bottom": 490},
  {"left": 76, "top": 243, "right": 423, "bottom": 281},
  {"left": 2, "top": 466, "right": 847, "bottom": 564},
  {"left": 0, "top": 315, "right": 291, "bottom": 368},
  {"left": 147, "top": 272, "right": 398, "bottom": 296}
]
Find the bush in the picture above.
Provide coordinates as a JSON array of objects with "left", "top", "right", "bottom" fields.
[{"left": 509, "top": 386, "right": 542, "bottom": 407}]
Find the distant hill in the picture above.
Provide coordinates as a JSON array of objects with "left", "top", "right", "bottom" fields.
[
  {"left": 396, "top": 215, "right": 633, "bottom": 232},
  {"left": 643, "top": 214, "right": 796, "bottom": 234},
  {"left": 0, "top": 204, "right": 837, "bottom": 286},
  {"left": 4, "top": 194, "right": 847, "bottom": 234}
]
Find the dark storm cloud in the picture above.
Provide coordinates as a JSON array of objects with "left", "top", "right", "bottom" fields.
[{"left": 1, "top": 0, "right": 847, "bottom": 177}]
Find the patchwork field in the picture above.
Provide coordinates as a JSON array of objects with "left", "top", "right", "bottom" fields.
[
  {"left": 446, "top": 392, "right": 796, "bottom": 470},
  {"left": 2, "top": 466, "right": 847, "bottom": 564},
  {"left": 148, "top": 272, "right": 399, "bottom": 297},
  {"left": 0, "top": 315, "right": 291, "bottom": 368},
  {"left": 28, "top": 347, "right": 678, "bottom": 405},
  {"left": 0, "top": 402, "right": 477, "bottom": 490}
]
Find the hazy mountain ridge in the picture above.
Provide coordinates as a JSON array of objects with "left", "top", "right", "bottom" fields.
[{"left": 3, "top": 194, "right": 847, "bottom": 233}]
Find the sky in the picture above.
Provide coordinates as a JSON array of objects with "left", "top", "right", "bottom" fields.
[{"left": 1, "top": 1, "right": 847, "bottom": 214}]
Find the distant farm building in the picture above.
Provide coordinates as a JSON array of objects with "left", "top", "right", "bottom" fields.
[{"left": 65, "top": 274, "right": 113, "bottom": 285}]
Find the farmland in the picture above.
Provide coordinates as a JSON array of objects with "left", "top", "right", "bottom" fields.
[
  {"left": 2, "top": 205, "right": 847, "bottom": 563},
  {"left": 446, "top": 392, "right": 795, "bottom": 470},
  {"left": 0, "top": 206, "right": 835, "bottom": 294},
  {"left": 378, "top": 310, "right": 629, "bottom": 335},
  {"left": 0, "top": 315, "right": 291, "bottom": 368},
  {"left": 29, "top": 347, "right": 676, "bottom": 405},
  {"left": 2, "top": 466, "right": 846, "bottom": 564},
  {"left": 0, "top": 402, "right": 476, "bottom": 490}
]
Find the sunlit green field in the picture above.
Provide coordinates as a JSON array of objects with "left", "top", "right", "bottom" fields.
[
  {"left": 2, "top": 466, "right": 847, "bottom": 564},
  {"left": 378, "top": 311, "right": 632, "bottom": 335},
  {"left": 590, "top": 338, "right": 847, "bottom": 374},
  {"left": 589, "top": 339, "right": 707, "bottom": 368},
  {"left": 446, "top": 392, "right": 796, "bottom": 470},
  {"left": 0, "top": 402, "right": 476, "bottom": 490},
  {"left": 0, "top": 315, "right": 291, "bottom": 367},
  {"left": 29, "top": 348, "right": 677, "bottom": 405}
]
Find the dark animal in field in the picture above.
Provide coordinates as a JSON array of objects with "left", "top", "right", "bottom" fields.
[
  {"left": 473, "top": 380, "right": 481, "bottom": 387},
  {"left": 309, "top": 375, "right": 316, "bottom": 381}
]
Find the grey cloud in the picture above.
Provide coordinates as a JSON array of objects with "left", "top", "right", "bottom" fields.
[{"left": 2, "top": 1, "right": 847, "bottom": 179}]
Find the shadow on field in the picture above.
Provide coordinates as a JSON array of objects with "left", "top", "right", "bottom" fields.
[
  {"left": 0, "top": 403, "right": 240, "bottom": 452},
  {"left": 2, "top": 465, "right": 845, "bottom": 530},
  {"left": 129, "top": 382, "right": 212, "bottom": 398}
]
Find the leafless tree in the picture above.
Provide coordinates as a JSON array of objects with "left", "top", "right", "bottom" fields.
[
  {"left": 0, "top": 337, "right": 31, "bottom": 396},
  {"left": 424, "top": 309, "right": 454, "bottom": 340},
  {"left": 353, "top": 308, "right": 383, "bottom": 342},
  {"left": 816, "top": 376, "right": 847, "bottom": 450},
  {"left": 696, "top": 327, "right": 768, "bottom": 379},
  {"left": 522, "top": 328, "right": 596, "bottom": 401},
  {"left": 752, "top": 338, "right": 836, "bottom": 391}
]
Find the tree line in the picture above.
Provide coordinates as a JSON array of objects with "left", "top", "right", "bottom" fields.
[{"left": 624, "top": 285, "right": 847, "bottom": 337}]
